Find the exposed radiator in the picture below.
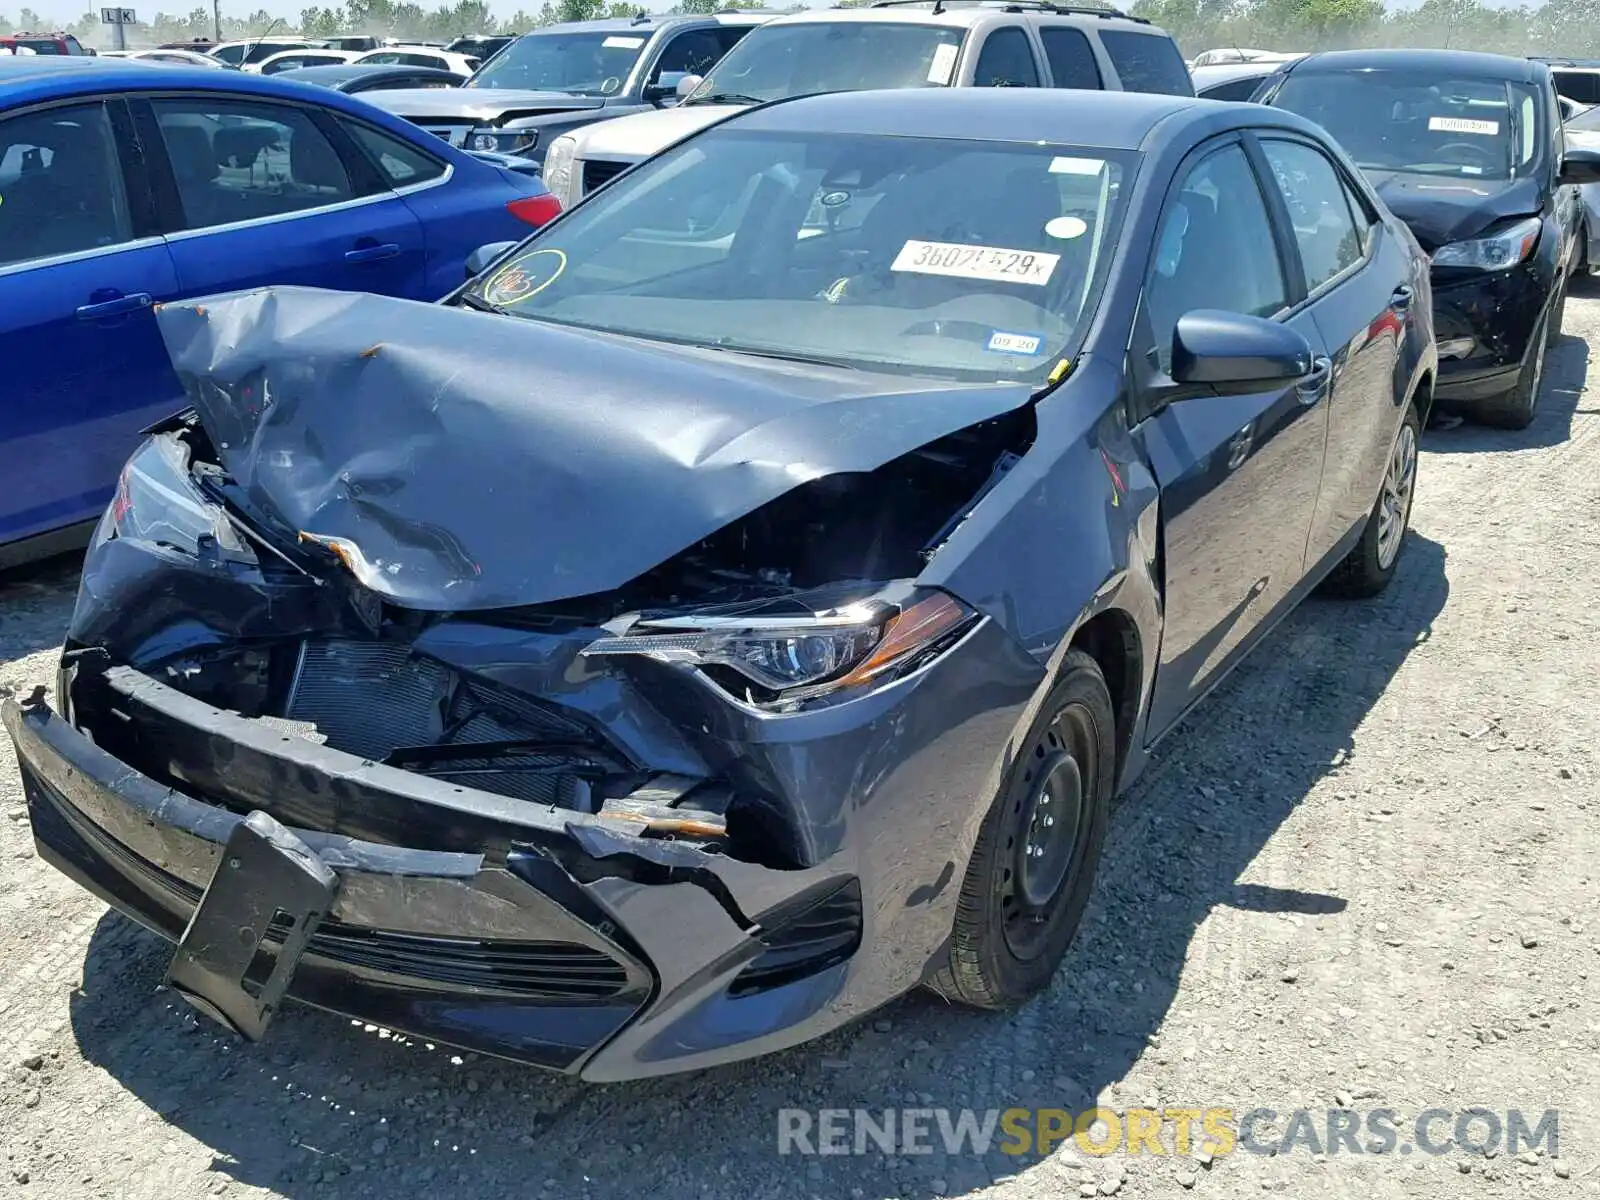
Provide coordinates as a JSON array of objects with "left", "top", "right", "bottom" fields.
[{"left": 284, "top": 639, "right": 601, "bottom": 808}]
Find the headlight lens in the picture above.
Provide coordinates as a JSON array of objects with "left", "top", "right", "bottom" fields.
[
  {"left": 472, "top": 130, "right": 538, "bottom": 155},
  {"left": 580, "top": 589, "right": 977, "bottom": 702},
  {"left": 1430, "top": 216, "right": 1541, "bottom": 271},
  {"left": 542, "top": 134, "right": 578, "bottom": 205},
  {"left": 111, "top": 435, "right": 252, "bottom": 563}
]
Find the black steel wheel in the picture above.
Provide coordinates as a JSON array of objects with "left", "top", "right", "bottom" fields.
[{"left": 931, "top": 648, "right": 1115, "bottom": 1009}]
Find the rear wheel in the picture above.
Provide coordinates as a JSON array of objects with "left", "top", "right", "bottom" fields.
[
  {"left": 931, "top": 650, "right": 1114, "bottom": 1009},
  {"left": 1473, "top": 306, "right": 1551, "bottom": 430},
  {"left": 1325, "top": 405, "right": 1420, "bottom": 598}
]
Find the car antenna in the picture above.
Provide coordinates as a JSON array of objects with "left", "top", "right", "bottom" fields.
[{"left": 246, "top": 15, "right": 285, "bottom": 60}]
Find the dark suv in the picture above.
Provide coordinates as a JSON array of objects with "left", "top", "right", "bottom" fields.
[{"left": 1260, "top": 49, "right": 1600, "bottom": 428}]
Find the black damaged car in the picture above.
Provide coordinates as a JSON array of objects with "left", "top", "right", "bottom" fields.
[
  {"left": 1259, "top": 49, "right": 1600, "bottom": 429},
  {"left": 6, "top": 87, "right": 1436, "bottom": 1079}
]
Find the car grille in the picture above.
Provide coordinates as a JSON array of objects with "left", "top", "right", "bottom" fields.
[
  {"left": 24, "top": 769, "right": 634, "bottom": 999},
  {"left": 581, "top": 158, "right": 631, "bottom": 197},
  {"left": 284, "top": 639, "right": 606, "bottom": 807},
  {"left": 415, "top": 122, "right": 471, "bottom": 147}
]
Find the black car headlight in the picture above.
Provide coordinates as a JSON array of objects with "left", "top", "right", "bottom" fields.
[
  {"left": 580, "top": 587, "right": 978, "bottom": 704},
  {"left": 1430, "top": 216, "right": 1541, "bottom": 271},
  {"left": 110, "top": 436, "right": 254, "bottom": 565},
  {"left": 471, "top": 129, "right": 538, "bottom": 155}
]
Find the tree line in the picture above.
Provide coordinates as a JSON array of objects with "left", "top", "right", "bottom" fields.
[{"left": 7, "top": 0, "right": 1600, "bottom": 61}]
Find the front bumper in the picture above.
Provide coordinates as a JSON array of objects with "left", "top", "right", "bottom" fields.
[
  {"left": 4, "top": 671, "right": 873, "bottom": 1080},
  {"left": 1430, "top": 262, "right": 1549, "bottom": 405}
]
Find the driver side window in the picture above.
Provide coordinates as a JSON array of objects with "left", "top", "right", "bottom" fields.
[{"left": 1144, "top": 142, "right": 1287, "bottom": 372}]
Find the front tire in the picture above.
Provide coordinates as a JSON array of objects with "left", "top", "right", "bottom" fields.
[
  {"left": 1474, "top": 303, "right": 1552, "bottom": 430},
  {"left": 931, "top": 649, "right": 1114, "bottom": 1009},
  {"left": 1325, "top": 404, "right": 1420, "bottom": 599}
]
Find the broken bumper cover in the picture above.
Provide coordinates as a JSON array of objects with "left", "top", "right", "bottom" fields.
[{"left": 2, "top": 677, "right": 873, "bottom": 1080}]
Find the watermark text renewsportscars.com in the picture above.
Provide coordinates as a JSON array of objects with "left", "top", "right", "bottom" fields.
[{"left": 776, "top": 1106, "right": 1560, "bottom": 1160}]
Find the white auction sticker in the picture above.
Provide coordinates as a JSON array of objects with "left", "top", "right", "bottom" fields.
[
  {"left": 891, "top": 240, "right": 1058, "bottom": 285},
  {"left": 1049, "top": 156, "right": 1106, "bottom": 175},
  {"left": 1429, "top": 116, "right": 1499, "bottom": 136},
  {"left": 602, "top": 35, "right": 644, "bottom": 48},
  {"left": 987, "top": 330, "right": 1043, "bottom": 354},
  {"left": 927, "top": 42, "right": 957, "bottom": 85}
]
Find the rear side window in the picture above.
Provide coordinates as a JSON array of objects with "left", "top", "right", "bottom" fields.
[
  {"left": 0, "top": 102, "right": 132, "bottom": 267},
  {"left": 1100, "top": 30, "right": 1193, "bottom": 96},
  {"left": 1553, "top": 70, "right": 1600, "bottom": 106},
  {"left": 973, "top": 27, "right": 1040, "bottom": 88},
  {"left": 1039, "top": 27, "right": 1102, "bottom": 90},
  {"left": 344, "top": 121, "right": 447, "bottom": 187}
]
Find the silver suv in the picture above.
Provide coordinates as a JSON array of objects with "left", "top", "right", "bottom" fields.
[{"left": 543, "top": 0, "right": 1191, "bottom": 209}]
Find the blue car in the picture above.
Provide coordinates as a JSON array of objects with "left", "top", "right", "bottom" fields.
[{"left": 0, "top": 56, "right": 560, "bottom": 567}]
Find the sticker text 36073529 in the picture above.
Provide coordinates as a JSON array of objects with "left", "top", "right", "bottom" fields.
[{"left": 891, "top": 240, "right": 1058, "bottom": 286}]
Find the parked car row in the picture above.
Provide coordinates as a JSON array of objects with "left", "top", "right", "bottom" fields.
[{"left": 5, "top": 9, "right": 1600, "bottom": 1083}]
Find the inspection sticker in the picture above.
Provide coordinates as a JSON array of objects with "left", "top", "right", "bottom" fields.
[
  {"left": 891, "top": 240, "right": 1058, "bottom": 285},
  {"left": 987, "top": 330, "right": 1044, "bottom": 355},
  {"left": 1429, "top": 116, "right": 1499, "bottom": 136},
  {"left": 927, "top": 42, "right": 958, "bottom": 85},
  {"left": 602, "top": 35, "right": 644, "bottom": 48}
]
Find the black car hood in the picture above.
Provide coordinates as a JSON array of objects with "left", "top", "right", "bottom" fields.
[
  {"left": 1366, "top": 170, "right": 1544, "bottom": 252},
  {"left": 155, "top": 288, "right": 1033, "bottom": 611}
]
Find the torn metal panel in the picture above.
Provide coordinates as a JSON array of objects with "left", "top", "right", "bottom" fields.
[{"left": 155, "top": 287, "right": 1036, "bottom": 611}]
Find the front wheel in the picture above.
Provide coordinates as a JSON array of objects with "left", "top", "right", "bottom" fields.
[
  {"left": 930, "top": 649, "right": 1114, "bottom": 1010},
  {"left": 1474, "top": 304, "right": 1552, "bottom": 430},
  {"left": 1324, "top": 404, "right": 1420, "bottom": 599}
]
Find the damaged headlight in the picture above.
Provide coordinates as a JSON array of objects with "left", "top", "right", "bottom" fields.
[
  {"left": 1430, "top": 216, "right": 1541, "bottom": 271},
  {"left": 580, "top": 588, "right": 978, "bottom": 702},
  {"left": 110, "top": 435, "right": 253, "bottom": 564}
]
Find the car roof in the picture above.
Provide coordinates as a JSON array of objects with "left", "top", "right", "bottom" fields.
[
  {"left": 519, "top": 12, "right": 767, "bottom": 34},
  {"left": 0, "top": 54, "right": 446, "bottom": 109},
  {"left": 765, "top": 3, "right": 1157, "bottom": 32},
  {"left": 278, "top": 62, "right": 461, "bottom": 83},
  {"left": 1284, "top": 47, "right": 1540, "bottom": 83},
  {"left": 728, "top": 86, "right": 1233, "bottom": 150}
]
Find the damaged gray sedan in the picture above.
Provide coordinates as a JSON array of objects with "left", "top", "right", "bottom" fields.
[{"left": 4, "top": 87, "right": 1435, "bottom": 1080}]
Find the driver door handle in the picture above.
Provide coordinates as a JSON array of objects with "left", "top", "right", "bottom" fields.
[
  {"left": 1297, "top": 356, "right": 1333, "bottom": 405},
  {"left": 1390, "top": 284, "right": 1414, "bottom": 311},
  {"left": 344, "top": 242, "right": 401, "bottom": 264}
]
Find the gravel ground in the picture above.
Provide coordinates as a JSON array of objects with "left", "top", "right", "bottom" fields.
[{"left": 2, "top": 292, "right": 1598, "bottom": 1200}]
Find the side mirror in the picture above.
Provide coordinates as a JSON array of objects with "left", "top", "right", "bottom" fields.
[
  {"left": 1559, "top": 147, "right": 1600, "bottom": 185},
  {"left": 675, "top": 72, "right": 703, "bottom": 99},
  {"left": 1170, "top": 310, "right": 1313, "bottom": 391},
  {"left": 465, "top": 241, "right": 518, "bottom": 279}
]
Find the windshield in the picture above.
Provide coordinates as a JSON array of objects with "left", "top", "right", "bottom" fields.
[
  {"left": 465, "top": 129, "right": 1131, "bottom": 382},
  {"left": 1271, "top": 70, "right": 1540, "bottom": 180},
  {"left": 465, "top": 30, "right": 648, "bottom": 94},
  {"left": 686, "top": 22, "right": 965, "bottom": 105}
]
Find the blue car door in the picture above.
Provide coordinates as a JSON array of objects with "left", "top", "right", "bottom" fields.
[
  {"left": 1130, "top": 137, "right": 1331, "bottom": 739},
  {"left": 130, "top": 93, "right": 428, "bottom": 302},
  {"left": 0, "top": 98, "right": 184, "bottom": 556}
]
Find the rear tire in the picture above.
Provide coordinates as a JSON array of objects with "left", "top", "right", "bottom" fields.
[
  {"left": 930, "top": 649, "right": 1114, "bottom": 1010},
  {"left": 1325, "top": 405, "right": 1420, "bottom": 599},
  {"left": 1473, "top": 305, "right": 1551, "bottom": 431}
]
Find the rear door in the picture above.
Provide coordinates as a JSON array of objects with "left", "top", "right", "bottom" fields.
[
  {"left": 1256, "top": 134, "right": 1408, "bottom": 570},
  {"left": 0, "top": 98, "right": 183, "bottom": 551},
  {"left": 130, "top": 92, "right": 430, "bottom": 302},
  {"left": 1132, "top": 137, "right": 1330, "bottom": 738}
]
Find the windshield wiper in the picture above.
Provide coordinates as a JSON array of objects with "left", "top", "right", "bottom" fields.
[
  {"left": 457, "top": 292, "right": 508, "bottom": 314},
  {"left": 687, "top": 91, "right": 764, "bottom": 106},
  {"left": 705, "top": 340, "right": 860, "bottom": 370}
]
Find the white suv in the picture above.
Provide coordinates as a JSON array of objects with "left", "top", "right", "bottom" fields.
[{"left": 541, "top": 0, "right": 1190, "bottom": 209}]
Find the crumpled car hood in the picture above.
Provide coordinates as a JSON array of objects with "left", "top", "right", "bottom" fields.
[
  {"left": 1367, "top": 170, "right": 1543, "bottom": 252},
  {"left": 155, "top": 288, "right": 1033, "bottom": 611}
]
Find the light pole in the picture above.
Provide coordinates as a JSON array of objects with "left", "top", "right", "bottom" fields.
[{"left": 213, "top": 0, "right": 221, "bottom": 40}]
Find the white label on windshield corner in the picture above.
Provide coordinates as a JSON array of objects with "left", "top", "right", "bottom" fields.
[
  {"left": 891, "top": 240, "right": 1058, "bottom": 285},
  {"left": 987, "top": 330, "right": 1043, "bottom": 355},
  {"left": 927, "top": 42, "right": 958, "bottom": 85},
  {"left": 1050, "top": 156, "right": 1106, "bottom": 175},
  {"left": 602, "top": 35, "right": 644, "bottom": 48},
  {"left": 1429, "top": 116, "right": 1499, "bottom": 136}
]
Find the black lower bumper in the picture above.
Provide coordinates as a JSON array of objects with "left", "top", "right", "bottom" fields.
[
  {"left": 5, "top": 676, "right": 863, "bottom": 1079},
  {"left": 1431, "top": 263, "right": 1549, "bottom": 406}
]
